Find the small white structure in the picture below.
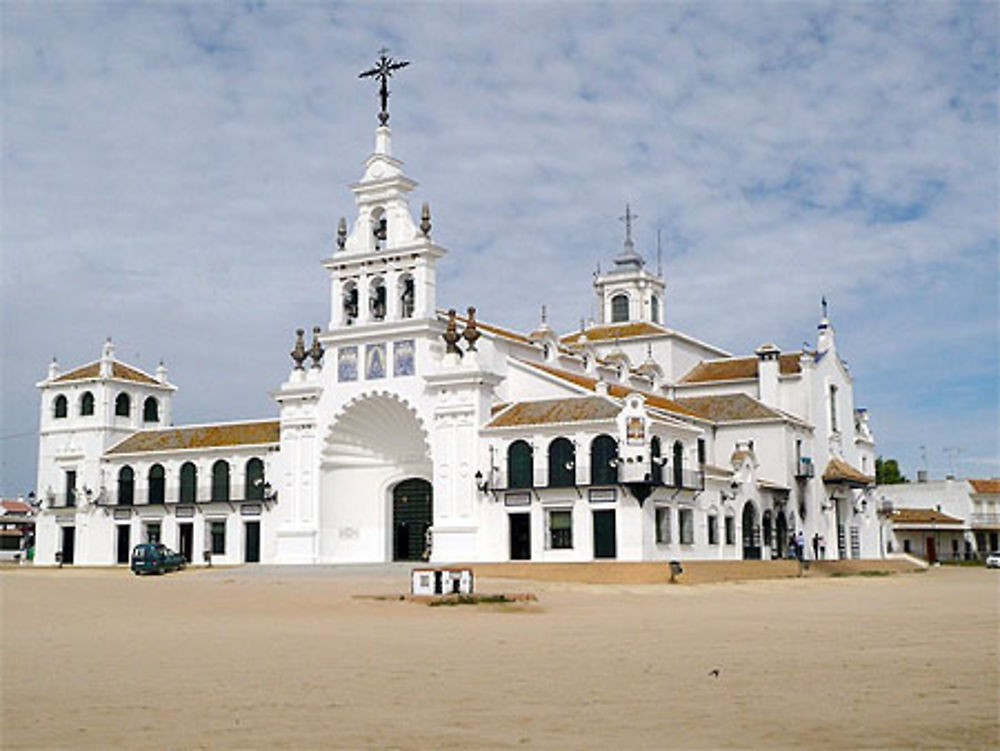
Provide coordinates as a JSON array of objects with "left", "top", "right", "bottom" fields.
[{"left": 411, "top": 568, "right": 474, "bottom": 596}]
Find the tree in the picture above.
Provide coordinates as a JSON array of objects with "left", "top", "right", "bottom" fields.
[{"left": 875, "top": 456, "right": 907, "bottom": 484}]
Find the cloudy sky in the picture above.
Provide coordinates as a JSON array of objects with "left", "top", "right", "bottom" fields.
[{"left": 2, "top": 1, "right": 997, "bottom": 494}]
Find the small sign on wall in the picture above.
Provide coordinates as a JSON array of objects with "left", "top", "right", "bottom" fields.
[
  {"left": 241, "top": 504, "right": 262, "bottom": 517},
  {"left": 589, "top": 488, "right": 616, "bottom": 503},
  {"left": 504, "top": 492, "right": 531, "bottom": 507},
  {"left": 176, "top": 505, "right": 195, "bottom": 519},
  {"left": 113, "top": 508, "right": 132, "bottom": 520}
]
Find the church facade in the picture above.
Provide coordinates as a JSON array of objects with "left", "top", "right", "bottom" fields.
[{"left": 33, "top": 77, "right": 881, "bottom": 567}]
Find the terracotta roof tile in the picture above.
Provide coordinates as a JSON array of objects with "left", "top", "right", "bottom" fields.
[
  {"left": 53, "top": 360, "right": 161, "bottom": 386},
  {"left": 516, "top": 359, "right": 700, "bottom": 419},
  {"left": 680, "top": 353, "right": 802, "bottom": 384},
  {"left": 823, "top": 457, "right": 874, "bottom": 486},
  {"left": 559, "top": 321, "right": 668, "bottom": 344},
  {"left": 1, "top": 500, "right": 33, "bottom": 514},
  {"left": 106, "top": 420, "right": 279, "bottom": 455},
  {"left": 487, "top": 396, "right": 620, "bottom": 428},
  {"left": 969, "top": 479, "right": 1000, "bottom": 494},
  {"left": 675, "top": 394, "right": 782, "bottom": 422},
  {"left": 891, "top": 508, "right": 963, "bottom": 525}
]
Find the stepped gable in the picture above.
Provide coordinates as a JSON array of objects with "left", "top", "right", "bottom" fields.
[
  {"left": 680, "top": 352, "right": 802, "bottom": 384},
  {"left": 487, "top": 396, "right": 621, "bottom": 428},
  {"left": 106, "top": 420, "right": 279, "bottom": 455}
]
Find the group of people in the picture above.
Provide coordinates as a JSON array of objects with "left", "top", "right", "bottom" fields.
[{"left": 788, "top": 531, "right": 826, "bottom": 560}]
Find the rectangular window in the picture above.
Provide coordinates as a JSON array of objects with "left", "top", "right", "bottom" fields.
[
  {"left": 146, "top": 523, "right": 161, "bottom": 544},
  {"left": 679, "top": 508, "right": 694, "bottom": 545},
  {"left": 210, "top": 521, "right": 226, "bottom": 555},
  {"left": 829, "top": 385, "right": 839, "bottom": 432},
  {"left": 708, "top": 514, "right": 718, "bottom": 545},
  {"left": 724, "top": 516, "right": 735, "bottom": 545},
  {"left": 65, "top": 470, "right": 77, "bottom": 507},
  {"left": 697, "top": 438, "right": 706, "bottom": 465},
  {"left": 548, "top": 509, "right": 573, "bottom": 549},
  {"left": 655, "top": 507, "right": 671, "bottom": 544}
]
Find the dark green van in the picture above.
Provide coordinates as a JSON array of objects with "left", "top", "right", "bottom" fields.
[{"left": 130, "top": 543, "right": 185, "bottom": 575}]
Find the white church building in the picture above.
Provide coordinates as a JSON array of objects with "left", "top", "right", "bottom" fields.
[{"left": 33, "top": 60, "right": 881, "bottom": 567}]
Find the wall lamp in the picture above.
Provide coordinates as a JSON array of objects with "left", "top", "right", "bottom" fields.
[{"left": 474, "top": 471, "right": 490, "bottom": 493}]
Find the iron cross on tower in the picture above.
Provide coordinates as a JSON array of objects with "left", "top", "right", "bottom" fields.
[
  {"left": 359, "top": 48, "right": 410, "bottom": 126},
  {"left": 620, "top": 203, "right": 638, "bottom": 253}
]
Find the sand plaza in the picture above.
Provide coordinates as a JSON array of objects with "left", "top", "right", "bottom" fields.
[{"left": 2, "top": 562, "right": 998, "bottom": 750}]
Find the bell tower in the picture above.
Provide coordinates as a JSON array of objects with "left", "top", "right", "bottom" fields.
[
  {"left": 593, "top": 204, "right": 666, "bottom": 326},
  {"left": 324, "top": 52, "right": 445, "bottom": 330}
]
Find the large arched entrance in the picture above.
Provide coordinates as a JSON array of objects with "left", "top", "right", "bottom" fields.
[
  {"left": 742, "top": 501, "right": 761, "bottom": 560},
  {"left": 392, "top": 478, "right": 433, "bottom": 561},
  {"left": 319, "top": 392, "right": 432, "bottom": 563}
]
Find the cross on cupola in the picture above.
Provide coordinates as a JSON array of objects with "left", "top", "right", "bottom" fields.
[
  {"left": 614, "top": 203, "right": 645, "bottom": 269},
  {"left": 359, "top": 48, "right": 410, "bottom": 126}
]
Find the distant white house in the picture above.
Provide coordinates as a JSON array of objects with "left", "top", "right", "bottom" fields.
[
  {"left": 31, "top": 74, "right": 882, "bottom": 567},
  {"left": 877, "top": 477, "right": 1000, "bottom": 561}
]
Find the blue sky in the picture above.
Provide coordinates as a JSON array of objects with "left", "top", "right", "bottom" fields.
[{"left": 2, "top": 1, "right": 997, "bottom": 494}]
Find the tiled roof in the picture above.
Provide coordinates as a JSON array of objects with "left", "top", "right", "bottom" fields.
[
  {"left": 106, "top": 420, "right": 279, "bottom": 455},
  {"left": 969, "top": 479, "right": 1000, "bottom": 494},
  {"left": 679, "top": 353, "right": 803, "bottom": 384},
  {"left": 675, "top": 394, "right": 782, "bottom": 422},
  {"left": 487, "top": 396, "right": 620, "bottom": 428},
  {"left": 560, "top": 321, "right": 668, "bottom": 344},
  {"left": 52, "top": 360, "right": 161, "bottom": 386},
  {"left": 891, "top": 508, "right": 963, "bottom": 525},
  {"left": 823, "top": 457, "right": 874, "bottom": 486},
  {"left": 1, "top": 500, "right": 33, "bottom": 514},
  {"left": 516, "top": 359, "right": 700, "bottom": 419}
]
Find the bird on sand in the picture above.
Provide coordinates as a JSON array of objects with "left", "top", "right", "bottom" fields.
[{"left": 708, "top": 668, "right": 721, "bottom": 678}]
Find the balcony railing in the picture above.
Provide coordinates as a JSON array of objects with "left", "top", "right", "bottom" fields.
[
  {"left": 971, "top": 512, "right": 1000, "bottom": 527},
  {"left": 795, "top": 457, "right": 815, "bottom": 478}
]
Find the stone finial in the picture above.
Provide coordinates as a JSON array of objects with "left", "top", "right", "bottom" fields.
[
  {"left": 463, "top": 306, "right": 481, "bottom": 352},
  {"left": 155, "top": 360, "right": 168, "bottom": 384},
  {"left": 420, "top": 202, "right": 431, "bottom": 237},
  {"left": 290, "top": 329, "right": 308, "bottom": 370},
  {"left": 48, "top": 357, "right": 60, "bottom": 380},
  {"left": 443, "top": 309, "right": 462, "bottom": 355},
  {"left": 309, "top": 326, "right": 325, "bottom": 369},
  {"left": 337, "top": 217, "right": 347, "bottom": 250}
]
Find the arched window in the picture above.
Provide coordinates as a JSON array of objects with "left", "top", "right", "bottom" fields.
[
  {"left": 148, "top": 464, "right": 165, "bottom": 504},
  {"left": 590, "top": 434, "right": 618, "bottom": 485},
  {"left": 650, "top": 436, "right": 663, "bottom": 484},
  {"left": 80, "top": 391, "right": 95, "bottom": 416},
  {"left": 211, "top": 460, "right": 230, "bottom": 502},
  {"left": 507, "top": 440, "right": 533, "bottom": 489},
  {"left": 115, "top": 392, "right": 130, "bottom": 417},
  {"left": 548, "top": 437, "right": 576, "bottom": 488},
  {"left": 611, "top": 293, "right": 629, "bottom": 323},
  {"left": 245, "top": 458, "right": 265, "bottom": 501},
  {"left": 143, "top": 397, "right": 159, "bottom": 423},
  {"left": 53, "top": 395, "right": 68, "bottom": 419},
  {"left": 180, "top": 462, "right": 197, "bottom": 503},
  {"left": 370, "top": 277, "right": 387, "bottom": 320},
  {"left": 672, "top": 441, "right": 684, "bottom": 488},
  {"left": 343, "top": 282, "right": 359, "bottom": 325},
  {"left": 399, "top": 274, "right": 415, "bottom": 319},
  {"left": 118, "top": 466, "right": 134, "bottom": 505},
  {"left": 650, "top": 294, "right": 660, "bottom": 324},
  {"left": 371, "top": 208, "right": 387, "bottom": 251}
]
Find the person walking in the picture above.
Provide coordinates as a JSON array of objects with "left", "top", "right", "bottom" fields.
[
  {"left": 796, "top": 530, "right": 805, "bottom": 561},
  {"left": 812, "top": 533, "right": 821, "bottom": 560}
]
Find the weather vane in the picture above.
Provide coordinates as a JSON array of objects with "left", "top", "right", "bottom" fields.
[
  {"left": 619, "top": 203, "right": 638, "bottom": 252},
  {"left": 359, "top": 48, "right": 410, "bottom": 126}
]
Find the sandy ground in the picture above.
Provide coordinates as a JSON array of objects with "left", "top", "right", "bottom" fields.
[{"left": 1, "top": 564, "right": 997, "bottom": 750}]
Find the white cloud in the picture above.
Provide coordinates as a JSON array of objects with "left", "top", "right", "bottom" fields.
[{"left": 2, "top": 1, "right": 997, "bottom": 491}]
